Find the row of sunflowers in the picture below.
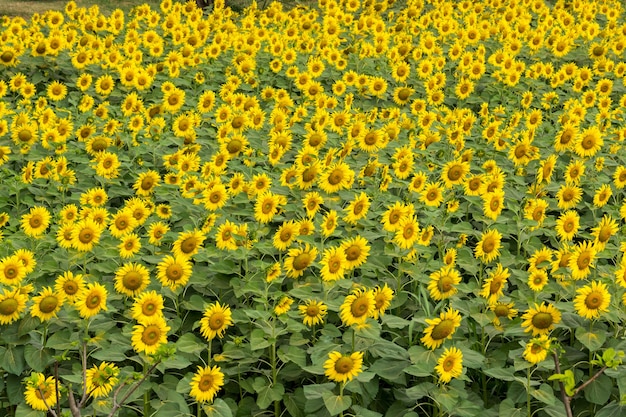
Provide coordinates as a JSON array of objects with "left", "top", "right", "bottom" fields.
[{"left": 1, "top": 0, "right": 626, "bottom": 415}]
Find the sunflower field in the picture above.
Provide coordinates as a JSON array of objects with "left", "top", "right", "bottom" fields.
[{"left": 1, "top": 0, "right": 626, "bottom": 416}]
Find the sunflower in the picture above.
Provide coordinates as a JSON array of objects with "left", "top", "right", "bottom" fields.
[
  {"left": 0, "top": 288, "right": 27, "bottom": 325},
  {"left": 574, "top": 126, "right": 603, "bottom": 157},
  {"left": 420, "top": 182, "right": 445, "bottom": 207},
  {"left": 189, "top": 365, "right": 225, "bottom": 403},
  {"left": 119, "top": 233, "right": 141, "bottom": 259},
  {"left": 274, "top": 296, "right": 293, "bottom": 316},
  {"left": 523, "top": 335, "right": 551, "bottom": 365},
  {"left": 0, "top": 255, "right": 27, "bottom": 286},
  {"left": 31, "top": 287, "right": 65, "bottom": 321},
  {"left": 372, "top": 284, "right": 394, "bottom": 319},
  {"left": 85, "top": 362, "right": 119, "bottom": 398},
  {"left": 323, "top": 351, "right": 364, "bottom": 384},
  {"left": 394, "top": 214, "right": 420, "bottom": 250},
  {"left": 284, "top": 244, "right": 318, "bottom": 278},
  {"left": 199, "top": 302, "right": 234, "bottom": 341},
  {"left": 339, "top": 288, "right": 376, "bottom": 327},
  {"left": 591, "top": 215, "right": 618, "bottom": 251},
  {"left": 21, "top": 206, "right": 51, "bottom": 238},
  {"left": 441, "top": 160, "right": 470, "bottom": 188},
  {"left": 70, "top": 219, "right": 102, "bottom": 252},
  {"left": 156, "top": 254, "right": 193, "bottom": 290},
  {"left": 321, "top": 210, "right": 339, "bottom": 237},
  {"left": 131, "top": 316, "right": 170, "bottom": 355},
  {"left": 421, "top": 308, "right": 463, "bottom": 350},
  {"left": 24, "top": 373, "right": 58, "bottom": 411},
  {"left": 479, "top": 263, "right": 510, "bottom": 303},
  {"left": 302, "top": 192, "right": 324, "bottom": 218},
  {"left": 148, "top": 222, "right": 169, "bottom": 246},
  {"left": 203, "top": 183, "right": 229, "bottom": 211},
  {"left": 490, "top": 301, "right": 518, "bottom": 328},
  {"left": 593, "top": 184, "right": 612, "bottom": 208},
  {"left": 482, "top": 190, "right": 505, "bottom": 220},
  {"left": 428, "top": 266, "right": 461, "bottom": 301},
  {"left": 54, "top": 271, "right": 85, "bottom": 304},
  {"left": 343, "top": 192, "right": 370, "bottom": 225},
  {"left": 131, "top": 290, "right": 164, "bottom": 324},
  {"left": 272, "top": 220, "right": 299, "bottom": 251},
  {"left": 172, "top": 229, "right": 205, "bottom": 259},
  {"left": 474, "top": 229, "right": 502, "bottom": 263},
  {"left": 574, "top": 281, "right": 610, "bottom": 320},
  {"left": 381, "top": 201, "right": 412, "bottom": 233},
  {"left": 319, "top": 246, "right": 347, "bottom": 282},
  {"left": 568, "top": 241, "right": 596, "bottom": 280},
  {"left": 527, "top": 268, "right": 549, "bottom": 292},
  {"left": 75, "top": 283, "right": 108, "bottom": 319},
  {"left": 555, "top": 210, "right": 580, "bottom": 241},
  {"left": 299, "top": 300, "right": 328, "bottom": 326},
  {"left": 613, "top": 166, "right": 626, "bottom": 189},
  {"left": 254, "top": 192, "right": 282, "bottom": 224},
  {"left": 435, "top": 346, "right": 463, "bottom": 383},
  {"left": 215, "top": 221, "right": 238, "bottom": 251},
  {"left": 521, "top": 302, "right": 561, "bottom": 336},
  {"left": 340, "top": 236, "right": 370, "bottom": 269},
  {"left": 109, "top": 209, "right": 138, "bottom": 238},
  {"left": 318, "top": 161, "right": 354, "bottom": 194},
  {"left": 133, "top": 170, "right": 160, "bottom": 196},
  {"left": 114, "top": 263, "right": 150, "bottom": 297}
]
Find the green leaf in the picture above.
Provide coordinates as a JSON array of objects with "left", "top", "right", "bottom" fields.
[
  {"left": 381, "top": 314, "right": 410, "bottom": 329},
  {"left": 405, "top": 382, "right": 434, "bottom": 400},
  {"left": 498, "top": 399, "right": 524, "bottom": 417},
  {"left": 584, "top": 373, "right": 613, "bottom": 405},
  {"left": 256, "top": 383, "right": 284, "bottom": 410},
  {"left": 484, "top": 367, "right": 516, "bottom": 382},
  {"left": 284, "top": 388, "right": 305, "bottom": 417},
  {"left": 595, "top": 402, "right": 626, "bottom": 417},
  {"left": 303, "top": 383, "right": 335, "bottom": 400},
  {"left": 531, "top": 383, "right": 556, "bottom": 406},
  {"left": 176, "top": 333, "right": 206, "bottom": 355},
  {"left": 369, "top": 358, "right": 410, "bottom": 383},
  {"left": 278, "top": 345, "right": 307, "bottom": 368},
  {"left": 575, "top": 327, "right": 607, "bottom": 351},
  {"left": 250, "top": 329, "right": 270, "bottom": 351},
  {"left": 24, "top": 344, "right": 53, "bottom": 372},
  {"left": 351, "top": 405, "right": 382, "bottom": 417},
  {"left": 203, "top": 398, "right": 233, "bottom": 417},
  {"left": 45, "top": 329, "right": 75, "bottom": 350},
  {"left": 2, "top": 345, "right": 25, "bottom": 375},
  {"left": 322, "top": 392, "right": 352, "bottom": 416},
  {"left": 14, "top": 404, "right": 45, "bottom": 417}
]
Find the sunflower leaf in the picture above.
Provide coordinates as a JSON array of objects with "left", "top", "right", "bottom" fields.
[{"left": 322, "top": 392, "right": 352, "bottom": 416}]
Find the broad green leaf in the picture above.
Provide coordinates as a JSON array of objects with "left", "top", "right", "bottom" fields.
[
  {"left": 278, "top": 345, "right": 307, "bottom": 368},
  {"left": 256, "top": 383, "right": 284, "bottom": 410},
  {"left": 14, "top": 404, "right": 45, "bottom": 417},
  {"left": 303, "top": 383, "right": 335, "bottom": 400},
  {"left": 250, "top": 329, "right": 271, "bottom": 351},
  {"left": 322, "top": 392, "right": 352, "bottom": 416},
  {"left": 203, "top": 398, "right": 233, "bottom": 417},
  {"left": 584, "top": 373, "right": 613, "bottom": 405},
  {"left": 351, "top": 405, "right": 382, "bottom": 417},
  {"left": 369, "top": 358, "right": 410, "bottom": 382},
  {"left": 176, "top": 333, "right": 206, "bottom": 355},
  {"left": 530, "top": 383, "right": 556, "bottom": 406},
  {"left": 595, "top": 402, "right": 626, "bottom": 417},
  {"left": 45, "top": 329, "right": 75, "bottom": 350},
  {"left": 498, "top": 399, "right": 524, "bottom": 417},
  {"left": 2, "top": 345, "right": 25, "bottom": 375},
  {"left": 381, "top": 314, "right": 410, "bottom": 329},
  {"left": 284, "top": 388, "right": 305, "bottom": 417},
  {"left": 576, "top": 326, "right": 607, "bottom": 352},
  {"left": 484, "top": 367, "right": 516, "bottom": 382},
  {"left": 24, "top": 344, "right": 53, "bottom": 372},
  {"left": 405, "top": 382, "right": 434, "bottom": 400}
]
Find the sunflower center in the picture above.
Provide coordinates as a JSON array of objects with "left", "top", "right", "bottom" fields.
[
  {"left": 447, "top": 165, "right": 463, "bottom": 181},
  {"left": 598, "top": 226, "right": 611, "bottom": 242},
  {"left": 262, "top": 201, "right": 274, "bottom": 214},
  {"left": 141, "top": 177, "right": 154, "bottom": 190},
  {"left": 306, "top": 305, "right": 319, "bottom": 317},
  {"left": 29, "top": 215, "right": 42, "bottom": 228},
  {"left": 482, "top": 237, "right": 496, "bottom": 253},
  {"left": 530, "top": 343, "right": 543, "bottom": 354},
  {"left": 181, "top": 237, "right": 198, "bottom": 254},
  {"left": 334, "top": 356, "right": 354, "bottom": 374},
  {"left": 431, "top": 319, "right": 455, "bottom": 340},
  {"left": 494, "top": 304, "right": 509, "bottom": 317},
  {"left": 166, "top": 264, "right": 183, "bottom": 281},
  {"left": 309, "top": 133, "right": 322, "bottom": 147},
  {"left": 532, "top": 208, "right": 543, "bottom": 221},
  {"left": 328, "top": 258, "right": 341, "bottom": 273},
  {"left": 398, "top": 88, "right": 411, "bottom": 100},
  {"left": 123, "top": 271, "right": 143, "bottom": 290},
  {"left": 350, "top": 296, "right": 370, "bottom": 318},
  {"left": 490, "top": 279, "right": 502, "bottom": 294},
  {"left": 585, "top": 291, "right": 603, "bottom": 309},
  {"left": 302, "top": 167, "right": 316, "bottom": 182},
  {"left": 514, "top": 145, "right": 527, "bottom": 159},
  {"left": 328, "top": 169, "right": 343, "bottom": 185},
  {"left": 227, "top": 139, "right": 242, "bottom": 154},
  {"left": 442, "top": 358, "right": 455, "bottom": 372},
  {"left": 4, "top": 264, "right": 18, "bottom": 279},
  {"left": 438, "top": 275, "right": 454, "bottom": 292},
  {"left": 577, "top": 252, "right": 591, "bottom": 269},
  {"left": 199, "top": 374, "right": 215, "bottom": 391},
  {"left": 142, "top": 301, "right": 157, "bottom": 316},
  {"left": 39, "top": 296, "right": 59, "bottom": 313},
  {"left": 403, "top": 224, "right": 415, "bottom": 239},
  {"left": 292, "top": 253, "right": 312, "bottom": 271},
  {"left": 64, "top": 281, "right": 78, "bottom": 295},
  {"left": 18, "top": 129, "right": 32, "bottom": 142},
  {"left": 490, "top": 198, "right": 500, "bottom": 211},
  {"left": 345, "top": 245, "right": 360, "bottom": 261},
  {"left": 79, "top": 228, "right": 94, "bottom": 244},
  {"left": 531, "top": 312, "right": 553, "bottom": 329},
  {"left": 209, "top": 313, "right": 225, "bottom": 330},
  {"left": 0, "top": 298, "right": 18, "bottom": 315},
  {"left": 353, "top": 202, "right": 365, "bottom": 215},
  {"left": 427, "top": 190, "right": 438, "bottom": 201},
  {"left": 142, "top": 325, "right": 161, "bottom": 345},
  {"left": 279, "top": 229, "right": 292, "bottom": 242},
  {"left": 581, "top": 135, "right": 596, "bottom": 150},
  {"left": 468, "top": 178, "right": 481, "bottom": 191},
  {"left": 1, "top": 51, "right": 14, "bottom": 62}
]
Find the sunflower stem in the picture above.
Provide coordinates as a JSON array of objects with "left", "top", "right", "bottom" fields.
[
  {"left": 527, "top": 367, "right": 532, "bottom": 417},
  {"left": 270, "top": 340, "right": 279, "bottom": 417},
  {"left": 208, "top": 339, "right": 212, "bottom": 367}
]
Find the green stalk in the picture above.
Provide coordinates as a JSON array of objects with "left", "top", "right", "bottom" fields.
[
  {"left": 143, "top": 363, "right": 150, "bottom": 417},
  {"left": 527, "top": 367, "right": 532, "bottom": 417},
  {"left": 270, "top": 341, "right": 279, "bottom": 417}
]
